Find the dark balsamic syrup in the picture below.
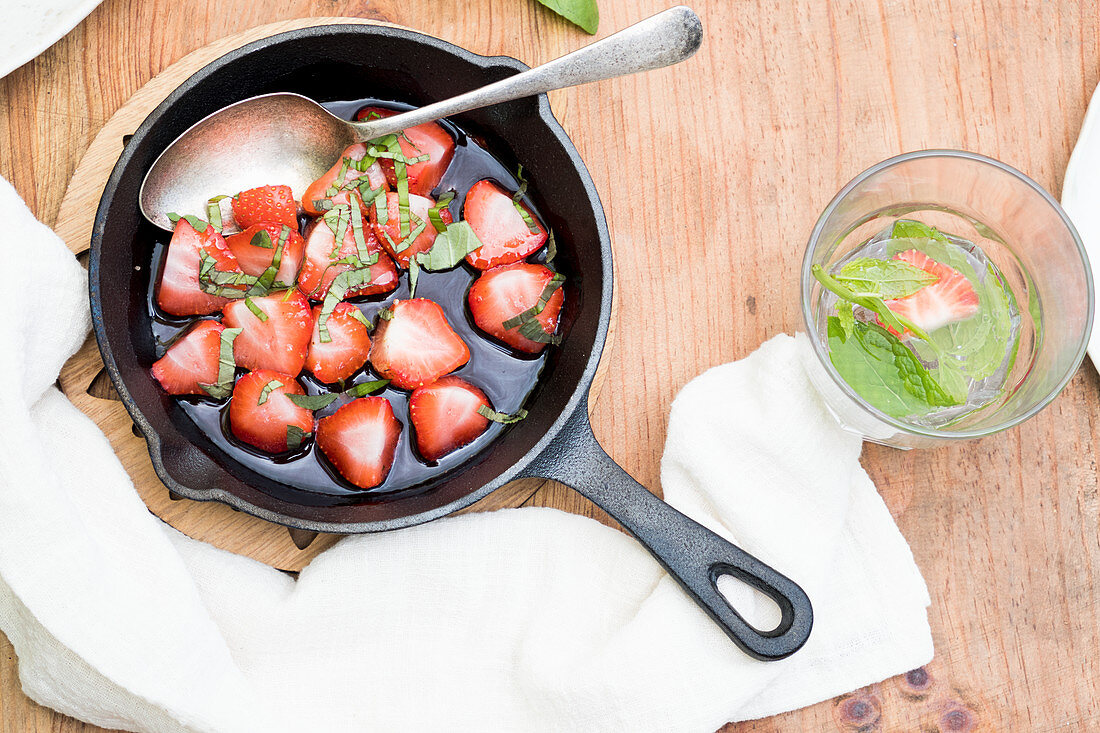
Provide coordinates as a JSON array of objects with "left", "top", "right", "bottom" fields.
[{"left": 147, "top": 97, "right": 551, "bottom": 499}]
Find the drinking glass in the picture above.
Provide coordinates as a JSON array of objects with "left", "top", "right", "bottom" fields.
[{"left": 801, "top": 150, "right": 1093, "bottom": 449}]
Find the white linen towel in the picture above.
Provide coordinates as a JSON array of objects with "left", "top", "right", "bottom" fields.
[
  {"left": 1061, "top": 82, "right": 1100, "bottom": 372},
  {"left": 0, "top": 175, "right": 932, "bottom": 732}
]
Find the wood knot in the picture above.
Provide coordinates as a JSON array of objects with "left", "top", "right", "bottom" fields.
[
  {"left": 833, "top": 687, "right": 881, "bottom": 730},
  {"left": 745, "top": 295, "right": 757, "bottom": 315},
  {"left": 897, "top": 665, "right": 934, "bottom": 699},
  {"left": 937, "top": 702, "right": 978, "bottom": 731}
]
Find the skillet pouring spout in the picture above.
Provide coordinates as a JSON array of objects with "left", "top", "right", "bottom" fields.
[{"left": 518, "top": 400, "right": 813, "bottom": 661}]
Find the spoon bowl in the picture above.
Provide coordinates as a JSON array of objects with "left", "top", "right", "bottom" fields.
[
  {"left": 138, "top": 6, "right": 703, "bottom": 230},
  {"left": 139, "top": 93, "right": 355, "bottom": 230}
]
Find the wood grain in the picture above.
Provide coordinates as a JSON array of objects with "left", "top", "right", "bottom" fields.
[{"left": 3, "top": 0, "right": 1100, "bottom": 730}]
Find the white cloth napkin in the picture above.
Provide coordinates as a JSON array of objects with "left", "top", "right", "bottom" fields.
[
  {"left": 0, "top": 0, "right": 105, "bottom": 78},
  {"left": 0, "top": 175, "right": 932, "bottom": 732},
  {"left": 1061, "top": 83, "right": 1100, "bottom": 371}
]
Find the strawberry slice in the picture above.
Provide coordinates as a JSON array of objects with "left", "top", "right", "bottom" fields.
[
  {"left": 468, "top": 262, "right": 564, "bottom": 353},
  {"left": 882, "top": 249, "right": 980, "bottom": 335},
  {"left": 231, "top": 185, "right": 299, "bottom": 229},
  {"left": 156, "top": 218, "right": 246, "bottom": 316},
  {"left": 409, "top": 376, "right": 491, "bottom": 461},
  {"left": 316, "top": 396, "right": 401, "bottom": 489},
  {"left": 356, "top": 106, "right": 455, "bottom": 196},
  {"left": 222, "top": 289, "right": 313, "bottom": 375},
  {"left": 372, "top": 192, "right": 451, "bottom": 268},
  {"left": 224, "top": 223, "right": 305, "bottom": 284},
  {"left": 150, "top": 320, "right": 225, "bottom": 395},
  {"left": 229, "top": 370, "right": 314, "bottom": 454},
  {"left": 304, "top": 303, "right": 372, "bottom": 384},
  {"left": 302, "top": 143, "right": 388, "bottom": 217},
  {"left": 463, "top": 180, "right": 548, "bottom": 270},
  {"left": 298, "top": 192, "right": 399, "bottom": 300},
  {"left": 369, "top": 299, "right": 470, "bottom": 390}
]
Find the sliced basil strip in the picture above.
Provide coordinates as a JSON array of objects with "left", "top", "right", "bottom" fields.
[
  {"left": 286, "top": 425, "right": 310, "bottom": 451},
  {"left": 198, "top": 327, "right": 241, "bottom": 399},
  {"left": 258, "top": 379, "right": 283, "bottom": 405},
  {"left": 477, "top": 405, "right": 528, "bottom": 424},
  {"left": 501, "top": 272, "right": 566, "bottom": 329},
  {"left": 318, "top": 268, "right": 376, "bottom": 342},
  {"left": 167, "top": 212, "right": 208, "bottom": 232},
  {"left": 344, "top": 379, "right": 390, "bottom": 397},
  {"left": 244, "top": 297, "right": 268, "bottom": 322},
  {"left": 286, "top": 393, "right": 339, "bottom": 410}
]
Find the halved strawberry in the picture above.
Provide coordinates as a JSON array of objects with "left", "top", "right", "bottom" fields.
[
  {"left": 372, "top": 192, "right": 451, "bottom": 268},
  {"left": 156, "top": 218, "right": 245, "bottom": 316},
  {"left": 150, "top": 320, "right": 225, "bottom": 395},
  {"left": 468, "top": 262, "right": 564, "bottom": 353},
  {"left": 409, "top": 376, "right": 491, "bottom": 462},
  {"left": 304, "top": 303, "right": 372, "bottom": 384},
  {"left": 222, "top": 289, "right": 313, "bottom": 375},
  {"left": 316, "top": 396, "right": 401, "bottom": 489},
  {"left": 356, "top": 106, "right": 455, "bottom": 196},
  {"left": 229, "top": 370, "right": 314, "bottom": 454},
  {"left": 881, "top": 249, "right": 980, "bottom": 336},
  {"left": 463, "top": 180, "right": 548, "bottom": 270},
  {"left": 224, "top": 223, "right": 305, "bottom": 284},
  {"left": 298, "top": 193, "right": 399, "bottom": 300},
  {"left": 302, "top": 143, "right": 389, "bottom": 217},
  {"left": 369, "top": 299, "right": 470, "bottom": 390},
  {"left": 231, "top": 185, "right": 299, "bottom": 229}
]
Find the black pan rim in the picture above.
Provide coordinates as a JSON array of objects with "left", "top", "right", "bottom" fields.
[{"left": 89, "top": 22, "right": 613, "bottom": 533}]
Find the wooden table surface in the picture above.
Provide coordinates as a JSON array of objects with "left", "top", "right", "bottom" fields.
[{"left": 3, "top": 0, "right": 1099, "bottom": 730}]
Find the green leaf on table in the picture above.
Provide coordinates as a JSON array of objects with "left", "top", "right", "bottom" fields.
[
  {"left": 827, "top": 317, "right": 960, "bottom": 418},
  {"left": 534, "top": 0, "right": 599, "bottom": 34},
  {"left": 834, "top": 257, "right": 937, "bottom": 299}
]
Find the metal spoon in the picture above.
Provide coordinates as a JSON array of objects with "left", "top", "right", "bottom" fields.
[{"left": 139, "top": 6, "right": 703, "bottom": 230}]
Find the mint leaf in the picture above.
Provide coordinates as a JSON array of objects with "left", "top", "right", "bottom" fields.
[
  {"left": 535, "top": 0, "right": 599, "bottom": 33},
  {"left": 835, "top": 258, "right": 937, "bottom": 299},
  {"left": 811, "top": 264, "right": 934, "bottom": 343},
  {"left": 885, "top": 238, "right": 1017, "bottom": 382},
  {"left": 827, "top": 318, "right": 960, "bottom": 418},
  {"left": 891, "top": 219, "right": 949, "bottom": 242},
  {"left": 836, "top": 301, "right": 856, "bottom": 338}
]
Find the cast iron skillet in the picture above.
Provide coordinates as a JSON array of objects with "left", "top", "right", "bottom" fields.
[{"left": 90, "top": 23, "right": 813, "bottom": 660}]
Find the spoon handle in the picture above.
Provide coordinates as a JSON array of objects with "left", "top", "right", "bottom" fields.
[{"left": 352, "top": 6, "right": 703, "bottom": 141}]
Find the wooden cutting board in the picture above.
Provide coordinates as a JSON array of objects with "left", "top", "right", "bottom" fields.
[{"left": 53, "top": 16, "right": 613, "bottom": 572}]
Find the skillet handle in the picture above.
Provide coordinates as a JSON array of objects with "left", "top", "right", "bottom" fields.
[{"left": 518, "top": 403, "right": 813, "bottom": 660}]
